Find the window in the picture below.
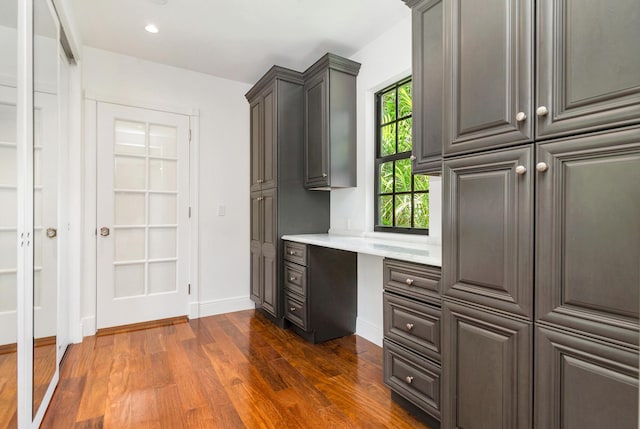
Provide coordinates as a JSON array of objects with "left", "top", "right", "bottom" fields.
[{"left": 375, "top": 77, "right": 429, "bottom": 234}]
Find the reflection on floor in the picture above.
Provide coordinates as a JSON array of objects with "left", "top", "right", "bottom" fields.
[
  {"left": 0, "top": 349, "right": 17, "bottom": 429},
  {"left": 41, "top": 310, "right": 432, "bottom": 428},
  {"left": 33, "top": 339, "right": 57, "bottom": 418}
]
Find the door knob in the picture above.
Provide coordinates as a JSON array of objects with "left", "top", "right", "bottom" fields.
[
  {"left": 46, "top": 228, "right": 57, "bottom": 239},
  {"left": 536, "top": 106, "right": 549, "bottom": 116},
  {"left": 515, "top": 112, "right": 527, "bottom": 122},
  {"left": 536, "top": 162, "right": 549, "bottom": 172},
  {"left": 100, "top": 227, "right": 110, "bottom": 237},
  {"left": 515, "top": 165, "right": 527, "bottom": 175}
]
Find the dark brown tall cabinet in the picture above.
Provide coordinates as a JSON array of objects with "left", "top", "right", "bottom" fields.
[
  {"left": 402, "top": 0, "right": 640, "bottom": 427},
  {"left": 246, "top": 67, "right": 330, "bottom": 320}
]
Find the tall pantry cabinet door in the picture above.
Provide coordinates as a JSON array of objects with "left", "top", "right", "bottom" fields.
[
  {"left": 443, "top": 145, "right": 534, "bottom": 319},
  {"left": 261, "top": 188, "right": 278, "bottom": 316},
  {"left": 411, "top": 0, "right": 445, "bottom": 174},
  {"left": 536, "top": 0, "right": 640, "bottom": 139},
  {"left": 536, "top": 126, "right": 640, "bottom": 347},
  {"left": 535, "top": 326, "right": 638, "bottom": 429},
  {"left": 250, "top": 99, "right": 263, "bottom": 192},
  {"left": 250, "top": 191, "right": 262, "bottom": 303},
  {"left": 304, "top": 71, "right": 329, "bottom": 188},
  {"left": 442, "top": 301, "right": 532, "bottom": 429},
  {"left": 443, "top": 0, "right": 533, "bottom": 156},
  {"left": 261, "top": 85, "right": 277, "bottom": 189}
]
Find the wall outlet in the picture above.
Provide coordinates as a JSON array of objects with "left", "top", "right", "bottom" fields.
[{"left": 217, "top": 205, "right": 226, "bottom": 216}]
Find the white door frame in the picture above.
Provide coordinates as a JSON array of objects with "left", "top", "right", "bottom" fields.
[{"left": 82, "top": 98, "right": 200, "bottom": 336}]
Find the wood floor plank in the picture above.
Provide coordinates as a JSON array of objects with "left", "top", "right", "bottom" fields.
[{"left": 41, "top": 310, "right": 433, "bottom": 429}]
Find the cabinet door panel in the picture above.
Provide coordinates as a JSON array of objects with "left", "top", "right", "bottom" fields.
[
  {"left": 535, "top": 326, "right": 638, "bottom": 429},
  {"left": 262, "top": 86, "right": 277, "bottom": 189},
  {"left": 250, "top": 100, "right": 262, "bottom": 192},
  {"left": 536, "top": 127, "right": 640, "bottom": 346},
  {"left": 444, "top": 0, "right": 533, "bottom": 155},
  {"left": 250, "top": 240, "right": 261, "bottom": 303},
  {"left": 412, "top": 0, "right": 444, "bottom": 174},
  {"left": 537, "top": 0, "right": 640, "bottom": 139},
  {"left": 261, "top": 188, "right": 277, "bottom": 316},
  {"left": 443, "top": 146, "right": 534, "bottom": 319},
  {"left": 443, "top": 300, "right": 532, "bottom": 429},
  {"left": 304, "top": 72, "right": 328, "bottom": 188}
]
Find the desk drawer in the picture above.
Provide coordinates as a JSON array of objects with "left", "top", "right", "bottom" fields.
[
  {"left": 284, "top": 292, "right": 307, "bottom": 330},
  {"left": 384, "top": 292, "right": 441, "bottom": 363},
  {"left": 384, "top": 259, "right": 440, "bottom": 303},
  {"left": 284, "top": 261, "right": 307, "bottom": 297},
  {"left": 284, "top": 241, "right": 307, "bottom": 266},
  {"left": 384, "top": 339, "right": 441, "bottom": 419}
]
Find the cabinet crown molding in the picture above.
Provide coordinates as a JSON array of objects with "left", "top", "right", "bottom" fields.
[
  {"left": 402, "top": 0, "right": 423, "bottom": 8},
  {"left": 245, "top": 65, "right": 304, "bottom": 102},
  {"left": 303, "top": 53, "right": 361, "bottom": 80}
]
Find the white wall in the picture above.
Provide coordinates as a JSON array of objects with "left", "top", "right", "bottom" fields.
[
  {"left": 335, "top": 14, "right": 443, "bottom": 346},
  {"left": 80, "top": 47, "right": 253, "bottom": 335}
]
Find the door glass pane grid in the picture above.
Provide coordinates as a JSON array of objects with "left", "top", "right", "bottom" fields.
[{"left": 113, "top": 121, "right": 179, "bottom": 299}]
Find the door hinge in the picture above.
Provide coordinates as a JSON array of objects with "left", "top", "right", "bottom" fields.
[
  {"left": 188, "top": 129, "right": 192, "bottom": 142},
  {"left": 188, "top": 283, "right": 191, "bottom": 295},
  {"left": 188, "top": 206, "right": 192, "bottom": 218}
]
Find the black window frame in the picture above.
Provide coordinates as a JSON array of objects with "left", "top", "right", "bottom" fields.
[{"left": 374, "top": 77, "right": 429, "bottom": 235}]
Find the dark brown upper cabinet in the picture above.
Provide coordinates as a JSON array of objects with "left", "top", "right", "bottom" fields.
[
  {"left": 403, "top": 0, "right": 445, "bottom": 175},
  {"left": 303, "top": 54, "right": 360, "bottom": 189},
  {"left": 442, "top": 300, "right": 532, "bottom": 429},
  {"left": 536, "top": 126, "right": 640, "bottom": 348},
  {"left": 443, "top": 145, "right": 534, "bottom": 319},
  {"left": 536, "top": 0, "right": 640, "bottom": 140},
  {"left": 443, "top": 0, "right": 534, "bottom": 156},
  {"left": 535, "top": 326, "right": 639, "bottom": 429},
  {"left": 249, "top": 83, "right": 277, "bottom": 192}
]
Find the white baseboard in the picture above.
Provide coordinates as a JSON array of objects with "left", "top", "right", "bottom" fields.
[
  {"left": 195, "top": 296, "right": 254, "bottom": 319},
  {"left": 356, "top": 317, "right": 383, "bottom": 347},
  {"left": 81, "top": 316, "right": 96, "bottom": 338}
]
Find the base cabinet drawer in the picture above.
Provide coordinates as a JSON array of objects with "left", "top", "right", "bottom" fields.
[
  {"left": 283, "top": 241, "right": 307, "bottom": 265},
  {"left": 384, "top": 292, "right": 441, "bottom": 363},
  {"left": 284, "top": 293, "right": 307, "bottom": 330},
  {"left": 284, "top": 261, "right": 307, "bottom": 297},
  {"left": 384, "top": 259, "right": 441, "bottom": 303},
  {"left": 384, "top": 339, "right": 441, "bottom": 419}
]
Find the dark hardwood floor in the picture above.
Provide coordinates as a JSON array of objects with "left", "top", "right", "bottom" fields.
[{"left": 41, "top": 309, "right": 432, "bottom": 428}]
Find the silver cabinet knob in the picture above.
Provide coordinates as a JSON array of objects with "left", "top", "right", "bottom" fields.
[
  {"left": 515, "top": 112, "right": 527, "bottom": 122},
  {"left": 536, "top": 106, "right": 549, "bottom": 116},
  {"left": 322, "top": 173, "right": 328, "bottom": 178},
  {"left": 405, "top": 278, "right": 414, "bottom": 285},
  {"left": 289, "top": 250, "right": 295, "bottom": 255},
  {"left": 406, "top": 323, "right": 414, "bottom": 331},
  {"left": 515, "top": 165, "right": 527, "bottom": 175},
  {"left": 410, "top": 155, "right": 417, "bottom": 161},
  {"left": 289, "top": 276, "right": 297, "bottom": 282},
  {"left": 536, "top": 162, "right": 549, "bottom": 172},
  {"left": 405, "top": 376, "right": 414, "bottom": 384},
  {"left": 46, "top": 228, "right": 57, "bottom": 239},
  {"left": 290, "top": 306, "right": 296, "bottom": 312},
  {"left": 100, "top": 227, "right": 110, "bottom": 237}
]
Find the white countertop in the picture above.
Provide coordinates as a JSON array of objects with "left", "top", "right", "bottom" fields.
[{"left": 281, "top": 234, "right": 442, "bottom": 267}]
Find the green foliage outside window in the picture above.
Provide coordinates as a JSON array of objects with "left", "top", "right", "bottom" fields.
[{"left": 375, "top": 77, "right": 429, "bottom": 234}]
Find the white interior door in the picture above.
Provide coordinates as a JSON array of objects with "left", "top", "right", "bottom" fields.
[{"left": 96, "top": 102, "right": 190, "bottom": 329}]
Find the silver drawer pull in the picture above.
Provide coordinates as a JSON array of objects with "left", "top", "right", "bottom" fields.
[
  {"left": 406, "top": 323, "right": 414, "bottom": 331},
  {"left": 289, "top": 250, "right": 295, "bottom": 255},
  {"left": 290, "top": 306, "right": 296, "bottom": 312},
  {"left": 289, "top": 276, "right": 297, "bottom": 282},
  {"left": 405, "top": 376, "right": 414, "bottom": 384},
  {"left": 405, "top": 278, "right": 414, "bottom": 285}
]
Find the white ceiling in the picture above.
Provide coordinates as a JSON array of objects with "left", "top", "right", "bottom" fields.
[{"left": 71, "top": 0, "right": 410, "bottom": 84}]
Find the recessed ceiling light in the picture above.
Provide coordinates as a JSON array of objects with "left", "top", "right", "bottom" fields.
[{"left": 145, "top": 24, "right": 159, "bottom": 34}]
